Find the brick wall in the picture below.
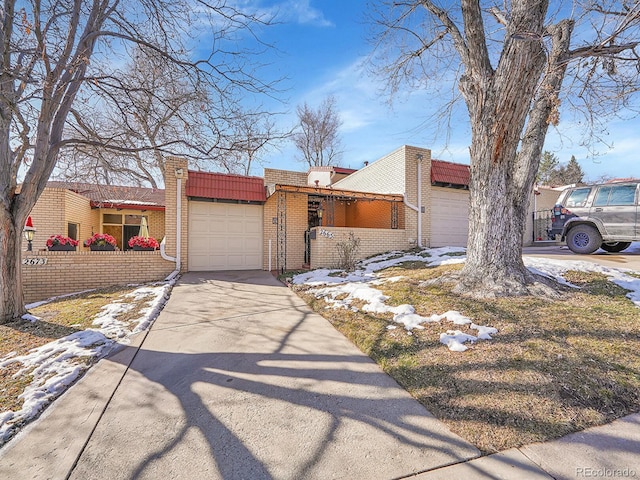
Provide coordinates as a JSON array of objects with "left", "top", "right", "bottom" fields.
[
  {"left": 64, "top": 190, "right": 100, "bottom": 247},
  {"left": 21, "top": 250, "right": 175, "bottom": 303},
  {"left": 403, "top": 146, "right": 432, "bottom": 247},
  {"left": 286, "top": 192, "right": 308, "bottom": 269},
  {"left": 263, "top": 191, "right": 307, "bottom": 271},
  {"left": 164, "top": 157, "right": 189, "bottom": 272},
  {"left": 310, "top": 227, "right": 409, "bottom": 269},
  {"left": 28, "top": 189, "right": 68, "bottom": 250},
  {"left": 264, "top": 168, "right": 308, "bottom": 187}
]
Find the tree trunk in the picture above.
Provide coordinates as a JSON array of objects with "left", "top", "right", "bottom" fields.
[
  {"left": 455, "top": 1, "right": 549, "bottom": 297},
  {"left": 456, "top": 156, "right": 535, "bottom": 297},
  {"left": 0, "top": 209, "right": 26, "bottom": 323}
]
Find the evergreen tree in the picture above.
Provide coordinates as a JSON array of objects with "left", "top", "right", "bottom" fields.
[
  {"left": 536, "top": 153, "right": 584, "bottom": 186},
  {"left": 536, "top": 151, "right": 560, "bottom": 184},
  {"left": 563, "top": 156, "right": 585, "bottom": 184}
]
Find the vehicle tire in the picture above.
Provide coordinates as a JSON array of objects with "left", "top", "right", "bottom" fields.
[
  {"left": 566, "top": 224, "right": 602, "bottom": 254},
  {"left": 600, "top": 242, "right": 632, "bottom": 253}
]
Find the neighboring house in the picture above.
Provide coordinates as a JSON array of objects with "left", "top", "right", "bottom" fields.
[
  {"left": 331, "top": 145, "right": 471, "bottom": 248},
  {"left": 27, "top": 182, "right": 165, "bottom": 251}
]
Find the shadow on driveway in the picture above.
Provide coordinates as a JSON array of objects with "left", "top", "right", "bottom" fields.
[{"left": 68, "top": 271, "right": 479, "bottom": 480}]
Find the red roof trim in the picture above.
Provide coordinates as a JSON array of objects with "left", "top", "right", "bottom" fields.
[
  {"left": 186, "top": 171, "right": 266, "bottom": 202},
  {"left": 431, "top": 160, "right": 470, "bottom": 187},
  {"left": 333, "top": 167, "right": 357, "bottom": 174}
]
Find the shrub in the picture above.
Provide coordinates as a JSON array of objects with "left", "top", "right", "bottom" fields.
[{"left": 335, "top": 232, "right": 361, "bottom": 271}]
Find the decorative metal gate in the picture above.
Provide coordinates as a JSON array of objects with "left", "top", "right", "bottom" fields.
[
  {"left": 277, "top": 191, "right": 287, "bottom": 273},
  {"left": 391, "top": 202, "right": 399, "bottom": 229},
  {"left": 532, "top": 209, "right": 553, "bottom": 242},
  {"left": 325, "top": 196, "right": 335, "bottom": 227}
]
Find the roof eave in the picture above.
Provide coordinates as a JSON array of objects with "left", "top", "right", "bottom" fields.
[{"left": 90, "top": 201, "right": 166, "bottom": 211}]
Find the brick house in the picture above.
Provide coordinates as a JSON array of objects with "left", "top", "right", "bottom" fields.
[
  {"left": 22, "top": 182, "right": 172, "bottom": 303},
  {"left": 27, "top": 182, "right": 165, "bottom": 251},
  {"left": 159, "top": 146, "right": 476, "bottom": 273},
  {"left": 26, "top": 146, "right": 471, "bottom": 273},
  {"left": 23, "top": 145, "right": 547, "bottom": 303}
]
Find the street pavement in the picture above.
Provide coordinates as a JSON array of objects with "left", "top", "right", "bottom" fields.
[
  {"left": 0, "top": 268, "right": 638, "bottom": 479},
  {"left": 523, "top": 244, "right": 640, "bottom": 271}
]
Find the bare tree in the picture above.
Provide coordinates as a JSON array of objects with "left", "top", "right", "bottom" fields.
[
  {"left": 0, "top": 0, "right": 276, "bottom": 322},
  {"left": 221, "top": 111, "right": 291, "bottom": 176},
  {"left": 293, "top": 95, "right": 343, "bottom": 167},
  {"left": 55, "top": 47, "right": 218, "bottom": 188},
  {"left": 55, "top": 44, "right": 286, "bottom": 187},
  {"left": 369, "top": 0, "right": 640, "bottom": 297}
]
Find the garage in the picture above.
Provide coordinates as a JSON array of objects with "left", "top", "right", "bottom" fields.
[
  {"left": 188, "top": 201, "right": 263, "bottom": 270},
  {"left": 185, "top": 170, "right": 266, "bottom": 271},
  {"left": 430, "top": 187, "right": 469, "bottom": 247}
]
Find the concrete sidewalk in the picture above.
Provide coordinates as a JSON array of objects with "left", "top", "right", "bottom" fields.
[{"left": 1, "top": 271, "right": 638, "bottom": 479}]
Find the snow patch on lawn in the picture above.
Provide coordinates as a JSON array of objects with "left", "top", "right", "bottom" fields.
[
  {"left": 294, "top": 246, "right": 640, "bottom": 355},
  {"left": 523, "top": 257, "right": 640, "bottom": 307},
  {"left": 295, "top": 248, "right": 498, "bottom": 352},
  {"left": 0, "top": 280, "right": 174, "bottom": 446}
]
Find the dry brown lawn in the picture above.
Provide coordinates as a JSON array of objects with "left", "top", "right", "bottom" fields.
[
  {"left": 0, "top": 286, "right": 150, "bottom": 416},
  {"left": 294, "top": 264, "right": 640, "bottom": 454}
]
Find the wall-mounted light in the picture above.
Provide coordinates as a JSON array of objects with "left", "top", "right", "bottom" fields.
[{"left": 23, "top": 216, "right": 36, "bottom": 252}]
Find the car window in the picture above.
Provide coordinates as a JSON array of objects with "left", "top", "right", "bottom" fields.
[
  {"left": 565, "top": 187, "right": 591, "bottom": 207},
  {"left": 608, "top": 185, "right": 637, "bottom": 205},
  {"left": 594, "top": 184, "right": 637, "bottom": 206},
  {"left": 593, "top": 186, "right": 612, "bottom": 206}
]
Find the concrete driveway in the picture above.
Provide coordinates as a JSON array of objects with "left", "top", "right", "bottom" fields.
[
  {"left": 523, "top": 244, "right": 640, "bottom": 271},
  {"left": 0, "top": 271, "right": 479, "bottom": 480}
]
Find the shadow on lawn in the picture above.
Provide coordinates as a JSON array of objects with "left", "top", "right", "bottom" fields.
[
  {"left": 1, "top": 318, "right": 81, "bottom": 344},
  {"left": 354, "top": 290, "right": 640, "bottom": 453}
]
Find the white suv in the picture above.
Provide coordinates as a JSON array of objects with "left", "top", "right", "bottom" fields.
[{"left": 550, "top": 182, "right": 639, "bottom": 254}]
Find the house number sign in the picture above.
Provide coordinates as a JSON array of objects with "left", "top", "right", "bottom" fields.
[
  {"left": 22, "top": 257, "right": 48, "bottom": 266},
  {"left": 319, "top": 229, "right": 334, "bottom": 239}
]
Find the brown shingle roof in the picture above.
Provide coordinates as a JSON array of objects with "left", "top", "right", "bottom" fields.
[
  {"left": 431, "top": 160, "right": 470, "bottom": 187},
  {"left": 46, "top": 181, "right": 165, "bottom": 208},
  {"left": 186, "top": 171, "right": 266, "bottom": 202}
]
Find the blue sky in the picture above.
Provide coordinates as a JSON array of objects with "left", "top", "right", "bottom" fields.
[{"left": 244, "top": 1, "right": 639, "bottom": 182}]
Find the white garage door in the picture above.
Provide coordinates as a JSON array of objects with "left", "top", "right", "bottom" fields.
[
  {"left": 430, "top": 187, "right": 469, "bottom": 247},
  {"left": 188, "top": 201, "right": 263, "bottom": 271}
]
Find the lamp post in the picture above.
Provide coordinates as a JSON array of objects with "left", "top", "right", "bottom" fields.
[
  {"left": 23, "top": 216, "right": 36, "bottom": 252},
  {"left": 317, "top": 204, "right": 323, "bottom": 226}
]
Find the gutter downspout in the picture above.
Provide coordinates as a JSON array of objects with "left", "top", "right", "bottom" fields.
[
  {"left": 161, "top": 176, "right": 182, "bottom": 280},
  {"left": 403, "top": 154, "right": 423, "bottom": 247}
]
